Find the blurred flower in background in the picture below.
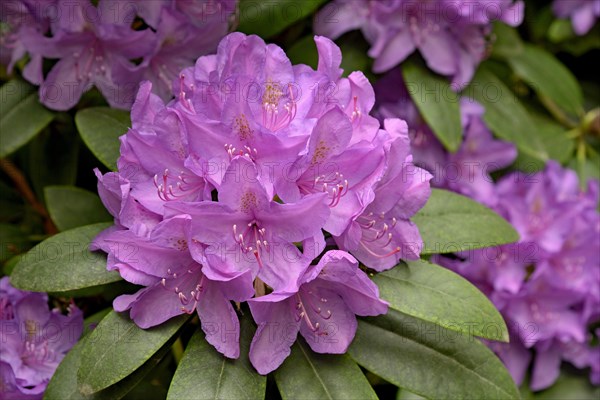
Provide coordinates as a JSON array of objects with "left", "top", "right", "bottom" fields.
[
  {"left": 437, "top": 163, "right": 600, "bottom": 390},
  {"left": 314, "top": 0, "right": 524, "bottom": 87},
  {"left": 374, "top": 67, "right": 517, "bottom": 207},
  {"left": 0, "top": 0, "right": 236, "bottom": 110},
  {"left": 0, "top": 277, "right": 83, "bottom": 399},
  {"left": 552, "top": 0, "right": 600, "bottom": 35}
]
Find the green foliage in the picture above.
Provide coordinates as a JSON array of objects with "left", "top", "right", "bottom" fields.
[
  {"left": 374, "top": 260, "right": 508, "bottom": 342},
  {"left": 275, "top": 340, "right": 378, "bottom": 400},
  {"left": 75, "top": 107, "right": 130, "bottom": 170},
  {"left": 10, "top": 223, "right": 121, "bottom": 292},
  {"left": 467, "top": 66, "right": 549, "bottom": 161},
  {"left": 167, "top": 314, "right": 266, "bottom": 400},
  {"left": 237, "top": 0, "right": 327, "bottom": 38},
  {"left": 508, "top": 45, "right": 584, "bottom": 116},
  {"left": 0, "top": 80, "right": 54, "bottom": 157},
  {"left": 77, "top": 311, "right": 188, "bottom": 395},
  {"left": 348, "top": 311, "right": 520, "bottom": 400},
  {"left": 403, "top": 61, "right": 462, "bottom": 152},
  {"left": 45, "top": 186, "right": 112, "bottom": 231},
  {"left": 413, "top": 189, "right": 519, "bottom": 254}
]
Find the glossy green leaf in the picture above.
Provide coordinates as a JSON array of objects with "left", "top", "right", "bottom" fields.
[
  {"left": 374, "top": 260, "right": 508, "bottom": 342},
  {"left": 508, "top": 45, "right": 583, "bottom": 115},
  {"left": 237, "top": 0, "right": 327, "bottom": 38},
  {"left": 78, "top": 311, "right": 188, "bottom": 395},
  {"left": 0, "top": 79, "right": 35, "bottom": 113},
  {"left": 28, "top": 128, "right": 80, "bottom": 204},
  {"left": 10, "top": 223, "right": 121, "bottom": 292},
  {"left": 287, "top": 35, "right": 318, "bottom": 69},
  {"left": 466, "top": 67, "right": 548, "bottom": 161},
  {"left": 45, "top": 186, "right": 112, "bottom": 232},
  {"left": 0, "top": 83, "right": 54, "bottom": 157},
  {"left": 403, "top": 61, "right": 462, "bottom": 152},
  {"left": 349, "top": 311, "right": 520, "bottom": 400},
  {"left": 45, "top": 312, "right": 172, "bottom": 400},
  {"left": 515, "top": 111, "right": 575, "bottom": 171},
  {"left": 491, "top": 21, "right": 524, "bottom": 59},
  {"left": 75, "top": 107, "right": 130, "bottom": 170},
  {"left": 528, "top": 374, "right": 600, "bottom": 400},
  {"left": 275, "top": 339, "right": 378, "bottom": 400},
  {"left": 413, "top": 189, "right": 519, "bottom": 254},
  {"left": 167, "top": 314, "right": 265, "bottom": 400},
  {"left": 548, "top": 19, "right": 575, "bottom": 43}
]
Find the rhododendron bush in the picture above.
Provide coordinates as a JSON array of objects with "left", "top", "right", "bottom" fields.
[{"left": 1, "top": 1, "right": 598, "bottom": 399}]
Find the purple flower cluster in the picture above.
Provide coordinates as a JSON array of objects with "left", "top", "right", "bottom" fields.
[
  {"left": 553, "top": 0, "right": 600, "bottom": 35},
  {"left": 438, "top": 162, "right": 600, "bottom": 390},
  {"left": 92, "top": 33, "right": 432, "bottom": 374},
  {"left": 0, "top": 0, "right": 235, "bottom": 110},
  {"left": 314, "top": 0, "right": 523, "bottom": 88},
  {"left": 0, "top": 277, "right": 83, "bottom": 399},
  {"left": 375, "top": 68, "right": 516, "bottom": 207}
]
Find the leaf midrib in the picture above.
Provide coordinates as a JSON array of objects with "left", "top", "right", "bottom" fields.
[
  {"left": 298, "top": 341, "right": 334, "bottom": 400},
  {"left": 354, "top": 321, "right": 515, "bottom": 399},
  {"left": 79, "top": 317, "right": 138, "bottom": 390}
]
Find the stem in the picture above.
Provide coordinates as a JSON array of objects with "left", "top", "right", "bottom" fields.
[
  {"left": 539, "top": 94, "right": 578, "bottom": 129},
  {"left": 171, "top": 338, "right": 185, "bottom": 364},
  {"left": 0, "top": 158, "right": 57, "bottom": 234}
]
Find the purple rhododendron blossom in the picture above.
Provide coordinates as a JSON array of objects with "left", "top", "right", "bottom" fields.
[
  {"left": 1, "top": 0, "right": 235, "bottom": 110},
  {"left": 0, "top": 277, "right": 83, "bottom": 399},
  {"left": 314, "top": 0, "right": 524, "bottom": 87},
  {"left": 248, "top": 250, "right": 388, "bottom": 374},
  {"left": 553, "top": 0, "right": 600, "bottom": 35},
  {"left": 437, "top": 162, "right": 600, "bottom": 390},
  {"left": 92, "top": 32, "right": 430, "bottom": 373},
  {"left": 375, "top": 68, "right": 516, "bottom": 207}
]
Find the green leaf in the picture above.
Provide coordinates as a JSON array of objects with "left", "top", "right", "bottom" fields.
[
  {"left": 0, "top": 84, "right": 54, "bottom": 157},
  {"left": 167, "top": 313, "right": 265, "bottom": 400},
  {"left": 28, "top": 128, "right": 80, "bottom": 204},
  {"left": 45, "top": 312, "right": 173, "bottom": 400},
  {"left": 466, "top": 66, "right": 548, "bottom": 161},
  {"left": 515, "top": 111, "right": 575, "bottom": 171},
  {"left": 78, "top": 311, "right": 188, "bottom": 395},
  {"left": 1, "top": 79, "right": 35, "bottom": 113},
  {"left": 275, "top": 339, "right": 378, "bottom": 400},
  {"left": 75, "top": 107, "right": 130, "bottom": 170},
  {"left": 349, "top": 311, "right": 520, "bottom": 400},
  {"left": 491, "top": 22, "right": 524, "bottom": 59},
  {"left": 508, "top": 45, "right": 583, "bottom": 115},
  {"left": 374, "top": 260, "right": 508, "bottom": 341},
  {"left": 413, "top": 189, "right": 519, "bottom": 254},
  {"left": 237, "top": 0, "right": 327, "bottom": 38},
  {"left": 45, "top": 186, "right": 112, "bottom": 232},
  {"left": 548, "top": 19, "right": 575, "bottom": 43},
  {"left": 402, "top": 61, "right": 462, "bottom": 152},
  {"left": 287, "top": 35, "right": 318, "bottom": 69},
  {"left": 529, "top": 374, "right": 600, "bottom": 400},
  {"left": 10, "top": 223, "right": 121, "bottom": 292},
  {"left": 0, "top": 224, "right": 29, "bottom": 262}
]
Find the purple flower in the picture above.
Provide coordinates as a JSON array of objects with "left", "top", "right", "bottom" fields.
[
  {"left": 0, "top": 277, "right": 83, "bottom": 399},
  {"left": 248, "top": 250, "right": 388, "bottom": 374},
  {"left": 553, "top": 0, "right": 600, "bottom": 35},
  {"left": 438, "top": 162, "right": 600, "bottom": 390},
  {"left": 3, "top": 0, "right": 235, "bottom": 110},
  {"left": 314, "top": 0, "right": 524, "bottom": 87},
  {"left": 20, "top": 0, "right": 155, "bottom": 110},
  {"left": 375, "top": 68, "right": 516, "bottom": 207},
  {"left": 126, "top": 0, "right": 236, "bottom": 101},
  {"left": 93, "top": 33, "right": 428, "bottom": 367},
  {"left": 0, "top": 0, "right": 54, "bottom": 83}
]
